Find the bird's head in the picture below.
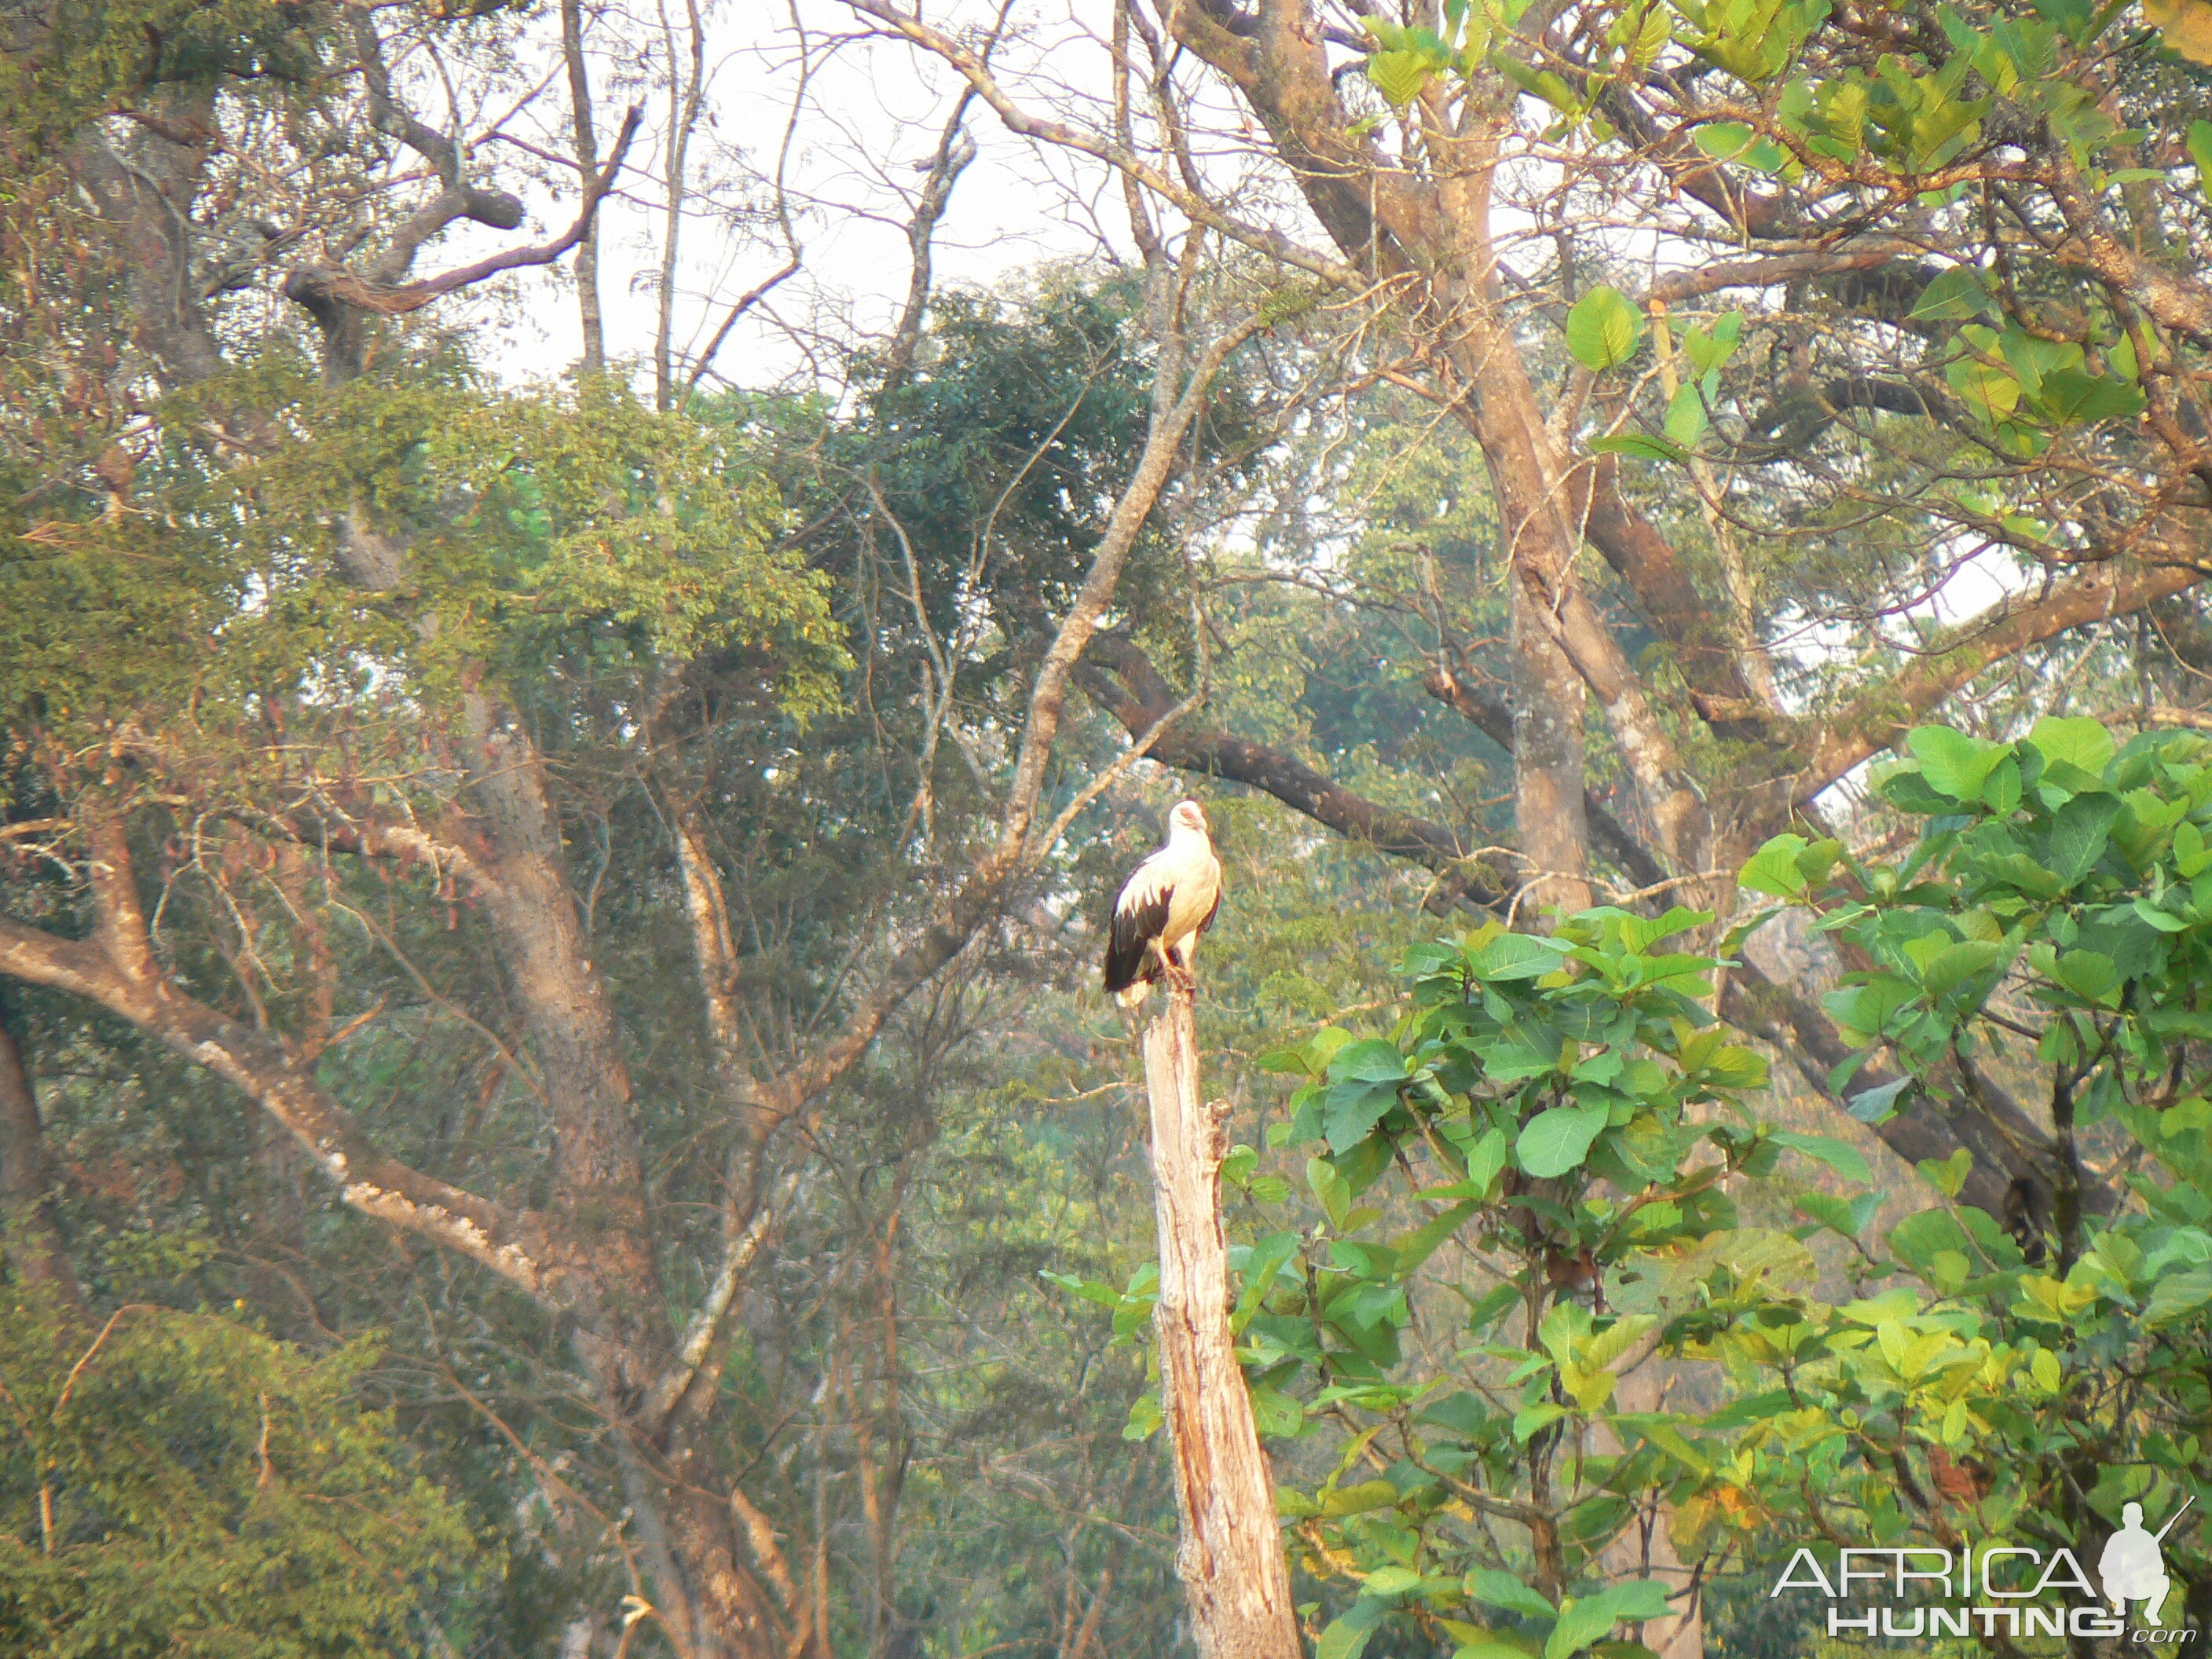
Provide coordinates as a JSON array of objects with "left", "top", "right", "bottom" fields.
[{"left": 1169, "top": 799, "right": 1210, "bottom": 838}]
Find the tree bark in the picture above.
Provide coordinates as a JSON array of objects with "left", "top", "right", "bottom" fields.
[
  {"left": 1139, "top": 989, "right": 1302, "bottom": 1659},
  {"left": 0, "top": 1010, "right": 84, "bottom": 1309},
  {"left": 1510, "top": 579, "right": 1593, "bottom": 914},
  {"left": 560, "top": 0, "right": 605, "bottom": 375}
]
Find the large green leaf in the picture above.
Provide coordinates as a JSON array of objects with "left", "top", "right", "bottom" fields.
[
  {"left": 1544, "top": 1580, "right": 1675, "bottom": 1659},
  {"left": 1565, "top": 285, "right": 1644, "bottom": 371},
  {"left": 2037, "top": 367, "right": 2145, "bottom": 425},
  {"left": 1738, "top": 833, "right": 1811, "bottom": 897},
  {"left": 1317, "top": 1595, "right": 1392, "bottom": 1659},
  {"left": 1467, "top": 1569, "right": 1556, "bottom": 1621},
  {"left": 1906, "top": 725, "right": 2011, "bottom": 803},
  {"left": 2027, "top": 715, "right": 2115, "bottom": 778},
  {"left": 1517, "top": 1102, "right": 1610, "bottom": 1177},
  {"left": 1910, "top": 266, "right": 1996, "bottom": 320},
  {"left": 1769, "top": 1130, "right": 1871, "bottom": 1184},
  {"left": 1589, "top": 430, "right": 1688, "bottom": 463},
  {"left": 2048, "top": 792, "right": 2121, "bottom": 886}
]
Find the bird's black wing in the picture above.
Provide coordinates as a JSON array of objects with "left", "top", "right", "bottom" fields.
[{"left": 1103, "top": 884, "right": 1172, "bottom": 993}]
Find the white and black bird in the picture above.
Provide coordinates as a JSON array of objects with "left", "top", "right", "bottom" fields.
[{"left": 1102, "top": 800, "right": 1222, "bottom": 1009}]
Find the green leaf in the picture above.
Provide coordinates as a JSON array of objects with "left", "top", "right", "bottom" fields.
[
  {"left": 1916, "top": 1148, "right": 1972, "bottom": 1199},
  {"left": 2144, "top": 1268, "right": 2212, "bottom": 1325},
  {"left": 1309, "top": 1157, "right": 1354, "bottom": 1230},
  {"left": 1846, "top": 1076, "right": 1914, "bottom": 1122},
  {"left": 1366, "top": 49, "right": 1439, "bottom": 106},
  {"left": 2049, "top": 791, "right": 2122, "bottom": 885},
  {"left": 1039, "top": 1269, "right": 1122, "bottom": 1307},
  {"left": 1514, "top": 1400, "right": 1569, "bottom": 1441},
  {"left": 1465, "top": 1126, "right": 1511, "bottom": 1195},
  {"left": 1318, "top": 1595, "right": 1392, "bottom": 1659},
  {"left": 1475, "top": 932, "right": 1571, "bottom": 980},
  {"left": 2053, "top": 948, "right": 2120, "bottom": 1005},
  {"left": 1249, "top": 1383, "right": 1306, "bottom": 1439},
  {"left": 1769, "top": 1130, "right": 1871, "bottom": 1185},
  {"left": 1546, "top": 1582, "right": 1675, "bottom": 1659},
  {"left": 1589, "top": 432, "right": 1688, "bottom": 463},
  {"left": 2027, "top": 715, "right": 2115, "bottom": 778},
  {"left": 1467, "top": 1569, "right": 1556, "bottom": 1622},
  {"left": 1363, "top": 1566, "right": 1425, "bottom": 1598},
  {"left": 1234, "top": 1232, "right": 1303, "bottom": 1331},
  {"left": 1917, "top": 939, "right": 2010, "bottom": 1002},
  {"left": 1323, "top": 1479, "right": 1403, "bottom": 1515},
  {"left": 1948, "top": 355, "right": 2021, "bottom": 420},
  {"left": 1910, "top": 266, "right": 1996, "bottom": 320},
  {"left": 1738, "top": 833, "right": 1811, "bottom": 898},
  {"left": 1662, "top": 383, "right": 1708, "bottom": 448},
  {"left": 1122, "top": 1391, "right": 1163, "bottom": 1441},
  {"left": 1566, "top": 286, "right": 1645, "bottom": 372},
  {"left": 1331, "top": 1038, "right": 1411, "bottom": 1084},
  {"left": 1392, "top": 1202, "right": 1479, "bottom": 1279},
  {"left": 1798, "top": 1189, "right": 1882, "bottom": 1238},
  {"left": 1324, "top": 1082, "right": 1401, "bottom": 1152},
  {"left": 1906, "top": 726, "right": 2010, "bottom": 802},
  {"left": 2038, "top": 367, "right": 2145, "bottom": 425},
  {"left": 2192, "top": 119, "right": 2212, "bottom": 202},
  {"left": 1690, "top": 120, "right": 1755, "bottom": 158},
  {"left": 1682, "top": 311, "right": 1745, "bottom": 374},
  {"left": 1517, "top": 1102, "right": 1611, "bottom": 1178}
]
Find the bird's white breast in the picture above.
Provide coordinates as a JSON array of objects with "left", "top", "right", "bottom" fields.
[{"left": 1114, "top": 829, "right": 1218, "bottom": 947}]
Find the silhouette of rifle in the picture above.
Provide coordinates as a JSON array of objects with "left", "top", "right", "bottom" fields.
[{"left": 2155, "top": 1496, "right": 2196, "bottom": 1546}]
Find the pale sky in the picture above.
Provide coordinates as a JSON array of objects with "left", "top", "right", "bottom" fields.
[{"left": 477, "top": 2, "right": 1140, "bottom": 393}]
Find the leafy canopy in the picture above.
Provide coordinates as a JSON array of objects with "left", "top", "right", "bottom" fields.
[{"left": 0, "top": 1293, "right": 478, "bottom": 1657}]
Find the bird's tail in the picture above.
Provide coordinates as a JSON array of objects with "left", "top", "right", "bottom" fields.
[{"left": 1115, "top": 980, "right": 1151, "bottom": 1011}]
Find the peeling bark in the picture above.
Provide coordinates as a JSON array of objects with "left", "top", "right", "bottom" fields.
[{"left": 1140, "top": 991, "right": 1302, "bottom": 1659}]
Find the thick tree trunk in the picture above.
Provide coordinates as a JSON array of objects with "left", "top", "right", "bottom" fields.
[
  {"left": 1510, "top": 579, "right": 1594, "bottom": 915},
  {"left": 1139, "top": 990, "right": 1302, "bottom": 1659},
  {"left": 0, "top": 1013, "right": 83, "bottom": 1308}
]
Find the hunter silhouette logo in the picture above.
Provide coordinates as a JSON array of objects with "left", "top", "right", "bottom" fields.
[
  {"left": 2104, "top": 1498, "right": 2194, "bottom": 1626},
  {"left": 1769, "top": 1496, "right": 2200, "bottom": 1644}
]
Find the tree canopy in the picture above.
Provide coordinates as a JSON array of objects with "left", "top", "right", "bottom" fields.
[{"left": 2, "top": 0, "right": 2210, "bottom": 1655}]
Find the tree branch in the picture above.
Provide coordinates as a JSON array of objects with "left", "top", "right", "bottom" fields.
[
  {"left": 0, "top": 916, "right": 547, "bottom": 1294},
  {"left": 1079, "top": 634, "right": 1508, "bottom": 908},
  {"left": 838, "top": 0, "right": 1362, "bottom": 288},
  {"left": 283, "top": 105, "right": 643, "bottom": 321},
  {"left": 760, "top": 302, "right": 1274, "bottom": 1117},
  {"left": 1778, "top": 557, "right": 2210, "bottom": 823}
]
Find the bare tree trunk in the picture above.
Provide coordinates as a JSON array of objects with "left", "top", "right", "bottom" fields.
[
  {"left": 1510, "top": 579, "right": 1593, "bottom": 917},
  {"left": 0, "top": 1010, "right": 83, "bottom": 1309},
  {"left": 1139, "top": 990, "right": 1302, "bottom": 1659},
  {"left": 653, "top": 0, "right": 707, "bottom": 408},
  {"left": 560, "top": 0, "right": 605, "bottom": 375}
]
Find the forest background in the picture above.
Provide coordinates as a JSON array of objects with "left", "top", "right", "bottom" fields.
[{"left": 4, "top": 0, "right": 2212, "bottom": 1655}]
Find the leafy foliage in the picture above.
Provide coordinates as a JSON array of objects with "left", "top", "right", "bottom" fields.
[
  {"left": 1728, "top": 716, "right": 2212, "bottom": 1618},
  {"left": 0, "top": 1293, "right": 476, "bottom": 1657},
  {"left": 1055, "top": 909, "right": 1816, "bottom": 1657}
]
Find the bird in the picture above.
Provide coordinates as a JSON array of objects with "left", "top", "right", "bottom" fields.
[{"left": 1102, "top": 800, "right": 1222, "bottom": 1009}]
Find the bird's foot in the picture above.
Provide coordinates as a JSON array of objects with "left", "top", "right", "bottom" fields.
[{"left": 1168, "top": 965, "right": 1199, "bottom": 998}]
